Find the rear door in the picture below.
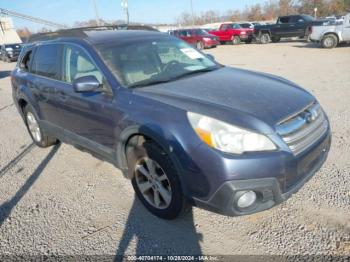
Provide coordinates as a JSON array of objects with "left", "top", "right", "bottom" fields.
[
  {"left": 29, "top": 44, "right": 64, "bottom": 126},
  {"left": 275, "top": 16, "right": 293, "bottom": 37},
  {"left": 290, "top": 16, "right": 307, "bottom": 37}
]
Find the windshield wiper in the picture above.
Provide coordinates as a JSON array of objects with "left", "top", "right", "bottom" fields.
[
  {"left": 171, "top": 67, "right": 219, "bottom": 81},
  {"left": 129, "top": 78, "right": 175, "bottom": 88},
  {"left": 129, "top": 66, "right": 220, "bottom": 88}
]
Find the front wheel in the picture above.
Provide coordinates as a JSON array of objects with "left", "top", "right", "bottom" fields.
[
  {"left": 24, "top": 105, "right": 58, "bottom": 147},
  {"left": 321, "top": 34, "right": 338, "bottom": 49},
  {"left": 127, "top": 141, "right": 190, "bottom": 220}
]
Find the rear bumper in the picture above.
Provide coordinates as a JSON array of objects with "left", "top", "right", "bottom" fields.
[
  {"left": 203, "top": 40, "right": 220, "bottom": 48},
  {"left": 192, "top": 130, "right": 331, "bottom": 216},
  {"left": 240, "top": 34, "right": 254, "bottom": 42}
]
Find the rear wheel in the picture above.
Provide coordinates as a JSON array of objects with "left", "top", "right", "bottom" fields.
[
  {"left": 232, "top": 36, "right": 241, "bottom": 45},
  {"left": 127, "top": 141, "right": 190, "bottom": 220},
  {"left": 321, "top": 34, "right": 338, "bottom": 49},
  {"left": 259, "top": 33, "right": 271, "bottom": 44},
  {"left": 271, "top": 36, "right": 281, "bottom": 43},
  {"left": 24, "top": 105, "right": 58, "bottom": 148},
  {"left": 196, "top": 41, "right": 204, "bottom": 50}
]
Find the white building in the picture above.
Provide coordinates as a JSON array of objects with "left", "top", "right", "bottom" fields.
[{"left": 0, "top": 17, "right": 22, "bottom": 45}]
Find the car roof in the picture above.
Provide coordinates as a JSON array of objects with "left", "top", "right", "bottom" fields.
[{"left": 27, "top": 26, "right": 161, "bottom": 45}]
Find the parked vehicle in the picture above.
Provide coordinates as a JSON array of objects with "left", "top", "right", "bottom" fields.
[
  {"left": 209, "top": 23, "right": 254, "bottom": 44},
  {"left": 170, "top": 29, "right": 219, "bottom": 49},
  {"left": 310, "top": 13, "right": 350, "bottom": 48},
  {"left": 0, "top": 43, "right": 22, "bottom": 62},
  {"left": 12, "top": 28, "right": 331, "bottom": 219},
  {"left": 254, "top": 15, "right": 326, "bottom": 44}
]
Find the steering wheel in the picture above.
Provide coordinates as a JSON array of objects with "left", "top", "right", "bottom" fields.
[{"left": 163, "top": 60, "right": 181, "bottom": 73}]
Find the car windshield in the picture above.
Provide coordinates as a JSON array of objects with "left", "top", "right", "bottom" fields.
[
  {"left": 96, "top": 37, "right": 219, "bottom": 88},
  {"left": 302, "top": 15, "right": 315, "bottom": 21},
  {"left": 195, "top": 29, "right": 210, "bottom": 35}
]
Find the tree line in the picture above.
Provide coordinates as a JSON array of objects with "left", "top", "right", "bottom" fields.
[
  {"left": 16, "top": 0, "right": 350, "bottom": 38},
  {"left": 177, "top": 0, "right": 350, "bottom": 25}
]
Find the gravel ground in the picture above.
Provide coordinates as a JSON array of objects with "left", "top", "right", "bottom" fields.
[{"left": 0, "top": 41, "right": 349, "bottom": 259}]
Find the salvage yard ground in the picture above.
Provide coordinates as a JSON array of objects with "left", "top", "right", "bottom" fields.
[{"left": 0, "top": 41, "right": 349, "bottom": 257}]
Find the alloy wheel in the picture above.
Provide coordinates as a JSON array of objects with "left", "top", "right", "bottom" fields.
[
  {"left": 26, "top": 112, "right": 42, "bottom": 142},
  {"left": 324, "top": 37, "right": 335, "bottom": 48},
  {"left": 134, "top": 157, "right": 172, "bottom": 209}
]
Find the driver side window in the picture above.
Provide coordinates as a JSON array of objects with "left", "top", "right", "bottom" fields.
[{"left": 62, "top": 45, "right": 103, "bottom": 84}]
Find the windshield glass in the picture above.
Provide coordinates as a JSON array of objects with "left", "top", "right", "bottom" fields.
[
  {"left": 96, "top": 37, "right": 218, "bottom": 88},
  {"left": 302, "top": 15, "right": 315, "bottom": 21},
  {"left": 195, "top": 29, "right": 210, "bottom": 36},
  {"left": 240, "top": 23, "right": 252, "bottom": 28}
]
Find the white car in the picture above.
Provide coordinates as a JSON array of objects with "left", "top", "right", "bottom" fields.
[{"left": 310, "top": 13, "right": 350, "bottom": 48}]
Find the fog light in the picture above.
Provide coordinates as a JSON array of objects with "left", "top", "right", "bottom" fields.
[{"left": 237, "top": 191, "right": 257, "bottom": 209}]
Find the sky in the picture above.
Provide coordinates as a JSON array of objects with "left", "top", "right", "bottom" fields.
[{"left": 1, "top": 0, "right": 266, "bottom": 31}]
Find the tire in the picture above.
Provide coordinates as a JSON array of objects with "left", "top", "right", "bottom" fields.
[
  {"left": 259, "top": 33, "right": 271, "bottom": 44},
  {"left": 24, "top": 105, "right": 58, "bottom": 148},
  {"left": 196, "top": 41, "right": 204, "bottom": 50},
  {"left": 321, "top": 34, "right": 338, "bottom": 49},
  {"left": 232, "top": 36, "right": 241, "bottom": 45},
  {"left": 127, "top": 141, "right": 190, "bottom": 220},
  {"left": 271, "top": 36, "right": 281, "bottom": 43}
]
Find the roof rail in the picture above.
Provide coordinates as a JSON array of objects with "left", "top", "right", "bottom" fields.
[{"left": 27, "top": 24, "right": 159, "bottom": 43}]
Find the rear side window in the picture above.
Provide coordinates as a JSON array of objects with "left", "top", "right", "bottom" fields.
[
  {"left": 32, "top": 44, "right": 60, "bottom": 80},
  {"left": 279, "top": 17, "right": 291, "bottom": 24},
  {"left": 19, "top": 50, "right": 33, "bottom": 71}
]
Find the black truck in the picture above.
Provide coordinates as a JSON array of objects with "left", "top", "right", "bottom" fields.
[
  {"left": 254, "top": 15, "right": 326, "bottom": 44},
  {"left": 0, "top": 43, "right": 22, "bottom": 62}
]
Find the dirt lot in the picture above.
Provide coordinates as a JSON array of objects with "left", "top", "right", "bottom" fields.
[{"left": 0, "top": 41, "right": 349, "bottom": 258}]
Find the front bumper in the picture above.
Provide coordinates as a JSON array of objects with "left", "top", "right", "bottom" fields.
[{"left": 192, "top": 130, "right": 331, "bottom": 216}]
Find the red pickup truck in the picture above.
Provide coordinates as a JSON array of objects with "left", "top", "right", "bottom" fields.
[{"left": 209, "top": 23, "right": 254, "bottom": 45}]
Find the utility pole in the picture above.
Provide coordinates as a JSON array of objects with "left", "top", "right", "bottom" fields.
[
  {"left": 190, "top": 0, "right": 195, "bottom": 25},
  {"left": 121, "top": 0, "right": 129, "bottom": 25},
  {"left": 92, "top": 0, "right": 101, "bottom": 26}
]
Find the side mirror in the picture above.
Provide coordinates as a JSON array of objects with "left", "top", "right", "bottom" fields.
[
  {"left": 206, "top": 54, "right": 215, "bottom": 61},
  {"left": 73, "top": 75, "right": 102, "bottom": 93}
]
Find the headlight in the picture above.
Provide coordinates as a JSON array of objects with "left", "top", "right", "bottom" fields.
[
  {"left": 203, "top": 37, "right": 211, "bottom": 41},
  {"left": 187, "top": 112, "right": 276, "bottom": 154},
  {"left": 240, "top": 31, "right": 247, "bottom": 35},
  {"left": 5, "top": 48, "right": 13, "bottom": 51}
]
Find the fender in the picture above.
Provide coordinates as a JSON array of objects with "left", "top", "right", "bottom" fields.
[
  {"left": 16, "top": 85, "right": 42, "bottom": 120},
  {"left": 321, "top": 29, "right": 342, "bottom": 42},
  {"left": 116, "top": 124, "right": 192, "bottom": 197}
]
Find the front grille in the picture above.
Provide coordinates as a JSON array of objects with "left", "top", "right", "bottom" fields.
[{"left": 277, "top": 103, "right": 328, "bottom": 155}]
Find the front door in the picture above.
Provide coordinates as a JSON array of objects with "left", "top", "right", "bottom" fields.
[{"left": 55, "top": 44, "right": 119, "bottom": 157}]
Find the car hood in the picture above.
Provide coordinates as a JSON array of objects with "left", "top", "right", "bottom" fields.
[{"left": 135, "top": 67, "right": 314, "bottom": 126}]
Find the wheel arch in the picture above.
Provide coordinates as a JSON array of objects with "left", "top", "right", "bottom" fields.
[
  {"left": 323, "top": 32, "right": 340, "bottom": 42},
  {"left": 116, "top": 125, "right": 191, "bottom": 197}
]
